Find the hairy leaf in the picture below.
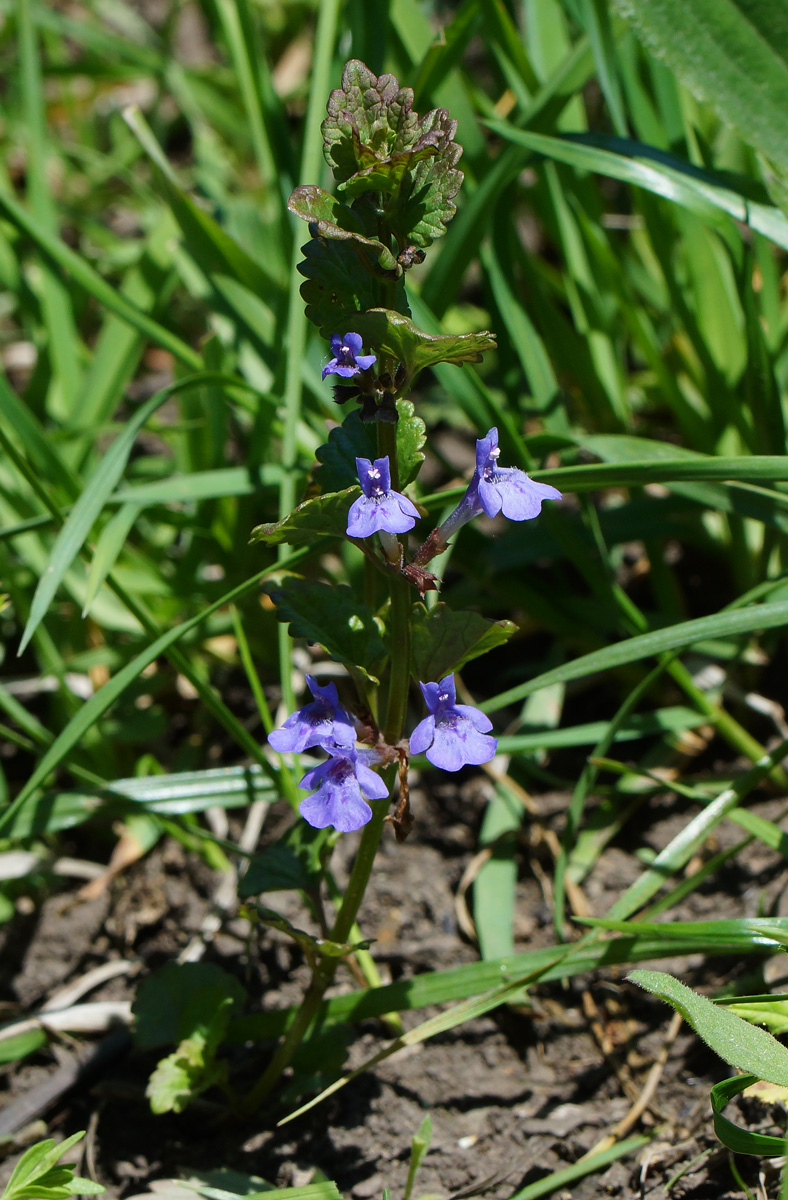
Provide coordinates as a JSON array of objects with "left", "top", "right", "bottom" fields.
[
  {"left": 266, "top": 578, "right": 387, "bottom": 684},
  {"left": 322, "top": 59, "right": 463, "bottom": 246},
  {"left": 288, "top": 185, "right": 398, "bottom": 271},
  {"left": 629, "top": 969, "right": 788, "bottom": 1086},
  {"left": 250, "top": 489, "right": 355, "bottom": 547},
  {"left": 313, "top": 399, "right": 426, "bottom": 493},
  {"left": 297, "top": 237, "right": 408, "bottom": 332},
  {"left": 410, "top": 603, "right": 517, "bottom": 682},
  {"left": 615, "top": 0, "right": 788, "bottom": 176},
  {"left": 349, "top": 308, "right": 497, "bottom": 374}
]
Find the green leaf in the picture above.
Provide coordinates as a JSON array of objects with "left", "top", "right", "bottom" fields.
[
  {"left": 3, "top": 1133, "right": 104, "bottom": 1200},
  {"left": 321, "top": 59, "right": 463, "bottom": 246},
  {"left": 133, "top": 962, "right": 247, "bottom": 1051},
  {"left": 297, "top": 236, "right": 408, "bottom": 333},
  {"left": 474, "top": 785, "right": 522, "bottom": 962},
  {"left": 265, "top": 578, "right": 387, "bottom": 684},
  {"left": 410, "top": 603, "right": 517, "bottom": 682},
  {"left": 348, "top": 308, "right": 497, "bottom": 375},
  {"left": 250, "top": 490, "right": 355, "bottom": 548},
  {"left": 403, "top": 1115, "right": 432, "bottom": 1200},
  {"left": 239, "top": 824, "right": 330, "bottom": 899},
  {"left": 0, "top": 557, "right": 302, "bottom": 842},
  {"left": 483, "top": 125, "right": 788, "bottom": 253},
  {"left": 146, "top": 1027, "right": 227, "bottom": 1115},
  {"left": 230, "top": 918, "right": 788, "bottom": 1044},
  {"left": 83, "top": 503, "right": 142, "bottom": 617},
  {"left": 288, "top": 185, "right": 398, "bottom": 271},
  {"left": 484, "top": 597, "right": 788, "bottom": 713},
  {"left": 0, "top": 186, "right": 201, "bottom": 371},
  {"left": 614, "top": 0, "right": 788, "bottom": 175},
  {"left": 710, "top": 1074, "right": 788, "bottom": 1155},
  {"left": 313, "top": 399, "right": 426, "bottom": 492},
  {"left": 726, "top": 1000, "right": 788, "bottom": 1036},
  {"left": 19, "top": 373, "right": 231, "bottom": 656},
  {"left": 243, "top": 905, "right": 369, "bottom": 960},
  {"left": 0, "top": 1027, "right": 47, "bottom": 1064},
  {"left": 628, "top": 969, "right": 788, "bottom": 1086}
]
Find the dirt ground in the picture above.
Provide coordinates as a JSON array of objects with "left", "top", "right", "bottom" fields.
[{"left": 2, "top": 779, "right": 788, "bottom": 1200}]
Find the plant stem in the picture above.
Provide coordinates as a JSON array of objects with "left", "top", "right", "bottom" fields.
[
  {"left": 241, "top": 385, "right": 415, "bottom": 1114},
  {"left": 240, "top": 792, "right": 390, "bottom": 1114},
  {"left": 376, "top": 419, "right": 412, "bottom": 744}
]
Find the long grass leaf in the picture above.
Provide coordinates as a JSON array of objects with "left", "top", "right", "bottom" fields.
[
  {"left": 19, "top": 373, "right": 238, "bottom": 654},
  {"left": 0, "top": 550, "right": 309, "bottom": 839},
  {"left": 482, "top": 600, "right": 788, "bottom": 713}
]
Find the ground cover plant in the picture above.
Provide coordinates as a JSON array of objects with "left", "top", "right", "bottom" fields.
[{"left": 6, "top": 1, "right": 788, "bottom": 1197}]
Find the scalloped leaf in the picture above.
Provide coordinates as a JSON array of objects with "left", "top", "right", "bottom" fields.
[
  {"left": 410, "top": 603, "right": 517, "bottom": 682},
  {"left": 297, "top": 237, "right": 408, "bottom": 332},
  {"left": 313, "top": 399, "right": 426, "bottom": 493},
  {"left": 133, "top": 962, "right": 247, "bottom": 1051},
  {"left": 347, "top": 308, "right": 497, "bottom": 373},
  {"left": 339, "top": 142, "right": 440, "bottom": 200},
  {"left": 250, "top": 489, "right": 356, "bottom": 547},
  {"left": 322, "top": 59, "right": 463, "bottom": 247},
  {"left": 323, "top": 60, "right": 422, "bottom": 182},
  {"left": 288, "top": 185, "right": 398, "bottom": 271},
  {"left": 266, "top": 577, "right": 387, "bottom": 683},
  {"left": 146, "top": 1030, "right": 225, "bottom": 1114}
]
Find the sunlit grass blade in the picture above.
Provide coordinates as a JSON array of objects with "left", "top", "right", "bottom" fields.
[
  {"left": 0, "top": 186, "right": 202, "bottom": 369},
  {"left": 279, "top": 951, "right": 574, "bottom": 1123},
  {"left": 0, "top": 548, "right": 309, "bottom": 840},
  {"left": 483, "top": 124, "right": 788, "bottom": 250},
  {"left": 83, "top": 503, "right": 142, "bottom": 617},
  {"left": 473, "top": 783, "right": 522, "bottom": 960},
  {"left": 230, "top": 915, "right": 788, "bottom": 1045},
  {"left": 19, "top": 373, "right": 233, "bottom": 655},
  {"left": 483, "top": 600, "right": 788, "bottom": 713}
]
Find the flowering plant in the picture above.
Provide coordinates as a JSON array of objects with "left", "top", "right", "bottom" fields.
[{"left": 246, "top": 60, "right": 560, "bottom": 1109}]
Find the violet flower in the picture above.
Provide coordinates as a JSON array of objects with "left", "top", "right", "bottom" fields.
[
  {"left": 268, "top": 674, "right": 355, "bottom": 754},
  {"left": 347, "top": 456, "right": 420, "bottom": 539},
  {"left": 321, "top": 332, "right": 377, "bottom": 380},
  {"left": 409, "top": 674, "right": 497, "bottom": 771},
  {"left": 438, "top": 427, "right": 561, "bottom": 542},
  {"left": 299, "top": 744, "right": 389, "bottom": 833}
]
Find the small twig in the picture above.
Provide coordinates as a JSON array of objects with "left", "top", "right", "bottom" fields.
[{"left": 585, "top": 1009, "right": 683, "bottom": 1157}]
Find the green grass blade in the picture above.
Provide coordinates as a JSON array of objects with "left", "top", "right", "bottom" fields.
[
  {"left": 614, "top": 0, "right": 788, "bottom": 174},
  {"left": 484, "top": 125, "right": 788, "bottom": 251},
  {"left": 16, "top": 0, "right": 83, "bottom": 420},
  {"left": 0, "top": 186, "right": 202, "bottom": 369},
  {"left": 506, "top": 1137, "right": 649, "bottom": 1200},
  {"left": 483, "top": 601, "right": 788, "bottom": 713},
  {"left": 229, "top": 919, "right": 787, "bottom": 1043},
  {"left": 0, "top": 549, "right": 309, "bottom": 839},
  {"left": 83, "top": 503, "right": 142, "bottom": 617},
  {"left": 18, "top": 372, "right": 242, "bottom": 655}
]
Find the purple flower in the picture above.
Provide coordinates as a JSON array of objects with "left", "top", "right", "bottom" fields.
[
  {"left": 346, "top": 456, "right": 420, "bottom": 538},
  {"left": 469, "top": 428, "right": 562, "bottom": 518},
  {"left": 299, "top": 745, "right": 389, "bottom": 833},
  {"left": 438, "top": 428, "right": 561, "bottom": 543},
  {"left": 409, "top": 674, "right": 497, "bottom": 771},
  {"left": 268, "top": 674, "right": 355, "bottom": 754},
  {"left": 321, "top": 332, "right": 377, "bottom": 381}
]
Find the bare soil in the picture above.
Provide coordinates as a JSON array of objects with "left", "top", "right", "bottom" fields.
[{"left": 2, "top": 781, "right": 788, "bottom": 1200}]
